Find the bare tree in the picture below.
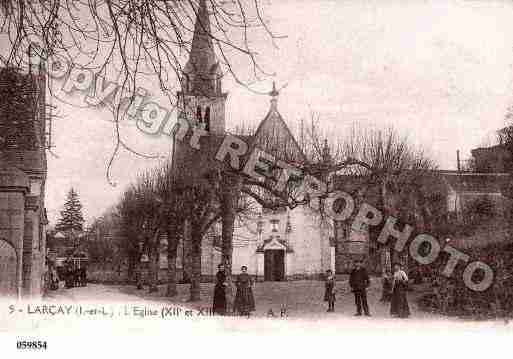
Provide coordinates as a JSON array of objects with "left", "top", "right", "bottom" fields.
[
  {"left": 229, "top": 117, "right": 438, "bottom": 273},
  {"left": 116, "top": 170, "right": 163, "bottom": 292},
  {"left": 117, "top": 186, "right": 146, "bottom": 280},
  {"left": 0, "top": 0, "right": 280, "bottom": 183},
  {"left": 333, "top": 126, "right": 438, "bottom": 271},
  {"left": 154, "top": 163, "right": 184, "bottom": 297}
]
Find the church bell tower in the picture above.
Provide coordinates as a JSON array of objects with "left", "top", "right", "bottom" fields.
[{"left": 178, "top": 0, "right": 227, "bottom": 135}]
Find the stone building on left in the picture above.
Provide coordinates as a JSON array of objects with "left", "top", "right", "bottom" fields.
[{"left": 0, "top": 65, "right": 49, "bottom": 299}]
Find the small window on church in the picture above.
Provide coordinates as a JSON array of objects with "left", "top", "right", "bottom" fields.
[
  {"left": 184, "top": 74, "right": 190, "bottom": 92},
  {"left": 204, "top": 107, "right": 210, "bottom": 132}
]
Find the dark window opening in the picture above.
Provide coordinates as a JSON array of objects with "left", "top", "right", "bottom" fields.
[
  {"left": 196, "top": 106, "right": 202, "bottom": 125},
  {"left": 204, "top": 107, "right": 210, "bottom": 131},
  {"left": 184, "top": 74, "right": 190, "bottom": 92}
]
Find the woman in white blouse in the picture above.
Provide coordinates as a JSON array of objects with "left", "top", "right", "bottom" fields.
[{"left": 390, "top": 263, "right": 411, "bottom": 318}]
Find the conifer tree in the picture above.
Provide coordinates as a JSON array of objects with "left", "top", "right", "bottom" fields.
[{"left": 56, "top": 188, "right": 85, "bottom": 234}]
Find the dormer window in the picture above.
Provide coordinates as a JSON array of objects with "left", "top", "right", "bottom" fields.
[{"left": 5, "top": 133, "right": 18, "bottom": 149}]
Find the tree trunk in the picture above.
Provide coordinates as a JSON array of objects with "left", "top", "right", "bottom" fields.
[
  {"left": 221, "top": 188, "right": 235, "bottom": 275},
  {"left": 127, "top": 251, "right": 136, "bottom": 281},
  {"left": 182, "top": 220, "right": 192, "bottom": 283},
  {"left": 189, "top": 229, "right": 202, "bottom": 302},
  {"left": 221, "top": 175, "right": 241, "bottom": 313},
  {"left": 148, "top": 229, "right": 161, "bottom": 293},
  {"left": 166, "top": 221, "right": 181, "bottom": 297},
  {"left": 380, "top": 178, "right": 397, "bottom": 269}
]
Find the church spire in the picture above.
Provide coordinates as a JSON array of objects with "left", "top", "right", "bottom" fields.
[
  {"left": 190, "top": 0, "right": 214, "bottom": 67},
  {"left": 183, "top": 0, "right": 221, "bottom": 96},
  {"left": 269, "top": 81, "right": 279, "bottom": 110}
]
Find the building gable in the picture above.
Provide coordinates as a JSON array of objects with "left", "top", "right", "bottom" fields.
[{"left": 250, "top": 99, "right": 306, "bottom": 166}]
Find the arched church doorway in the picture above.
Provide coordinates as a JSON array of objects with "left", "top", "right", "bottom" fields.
[
  {"left": 0, "top": 239, "right": 17, "bottom": 298},
  {"left": 264, "top": 249, "right": 284, "bottom": 281}
]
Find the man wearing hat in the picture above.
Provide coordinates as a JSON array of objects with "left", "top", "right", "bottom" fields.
[{"left": 349, "top": 259, "right": 371, "bottom": 316}]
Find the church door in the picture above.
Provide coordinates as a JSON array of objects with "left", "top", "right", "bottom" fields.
[
  {"left": 0, "top": 240, "right": 17, "bottom": 298},
  {"left": 264, "top": 250, "right": 285, "bottom": 281}
]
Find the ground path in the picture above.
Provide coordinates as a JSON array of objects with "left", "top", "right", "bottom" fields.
[
  {"left": 46, "top": 277, "right": 441, "bottom": 320},
  {"left": 3, "top": 275, "right": 512, "bottom": 356}
]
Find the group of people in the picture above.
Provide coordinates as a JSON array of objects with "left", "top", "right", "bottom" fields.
[
  {"left": 45, "top": 258, "right": 88, "bottom": 291},
  {"left": 212, "top": 261, "right": 410, "bottom": 318},
  {"left": 62, "top": 259, "right": 88, "bottom": 289},
  {"left": 324, "top": 260, "right": 411, "bottom": 318},
  {"left": 213, "top": 264, "right": 255, "bottom": 316}
]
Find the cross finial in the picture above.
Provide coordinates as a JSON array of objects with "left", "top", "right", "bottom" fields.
[
  {"left": 257, "top": 212, "right": 264, "bottom": 235},
  {"left": 322, "top": 138, "right": 331, "bottom": 163},
  {"left": 270, "top": 81, "right": 279, "bottom": 97},
  {"left": 269, "top": 81, "right": 279, "bottom": 109}
]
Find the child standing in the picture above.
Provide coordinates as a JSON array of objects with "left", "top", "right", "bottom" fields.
[
  {"left": 380, "top": 271, "right": 392, "bottom": 302},
  {"left": 324, "top": 269, "right": 336, "bottom": 312}
]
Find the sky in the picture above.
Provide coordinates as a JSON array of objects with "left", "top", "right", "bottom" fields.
[{"left": 38, "top": 0, "right": 513, "bottom": 226}]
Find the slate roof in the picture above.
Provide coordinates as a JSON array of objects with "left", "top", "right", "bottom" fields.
[
  {"left": 249, "top": 96, "right": 306, "bottom": 166},
  {"left": 0, "top": 67, "right": 46, "bottom": 175}
]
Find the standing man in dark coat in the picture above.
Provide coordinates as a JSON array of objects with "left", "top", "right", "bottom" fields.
[
  {"left": 349, "top": 260, "right": 371, "bottom": 316},
  {"left": 324, "top": 269, "right": 336, "bottom": 312}
]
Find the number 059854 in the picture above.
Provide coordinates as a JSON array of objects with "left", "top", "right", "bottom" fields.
[{"left": 16, "top": 340, "right": 47, "bottom": 350}]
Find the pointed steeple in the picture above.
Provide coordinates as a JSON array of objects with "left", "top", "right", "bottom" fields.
[
  {"left": 183, "top": 0, "right": 221, "bottom": 96},
  {"left": 251, "top": 81, "right": 307, "bottom": 164}
]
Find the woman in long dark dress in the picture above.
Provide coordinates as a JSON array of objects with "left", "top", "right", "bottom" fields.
[
  {"left": 390, "top": 263, "right": 410, "bottom": 318},
  {"left": 234, "top": 266, "right": 255, "bottom": 316},
  {"left": 213, "top": 264, "right": 227, "bottom": 315}
]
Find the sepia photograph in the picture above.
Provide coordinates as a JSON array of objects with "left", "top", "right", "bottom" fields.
[{"left": 0, "top": 0, "right": 512, "bottom": 357}]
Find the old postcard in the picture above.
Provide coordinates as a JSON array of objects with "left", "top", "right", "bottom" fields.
[{"left": 0, "top": 0, "right": 512, "bottom": 357}]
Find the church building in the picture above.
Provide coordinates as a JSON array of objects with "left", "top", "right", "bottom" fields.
[
  {"left": 168, "top": 1, "right": 513, "bottom": 281},
  {"left": 170, "top": 0, "right": 338, "bottom": 281}
]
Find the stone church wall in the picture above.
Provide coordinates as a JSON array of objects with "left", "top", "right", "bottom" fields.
[
  {"left": 0, "top": 68, "right": 48, "bottom": 299},
  {"left": 0, "top": 189, "right": 25, "bottom": 298}
]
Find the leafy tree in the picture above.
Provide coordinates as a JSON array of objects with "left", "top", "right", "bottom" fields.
[{"left": 55, "top": 188, "right": 85, "bottom": 234}]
